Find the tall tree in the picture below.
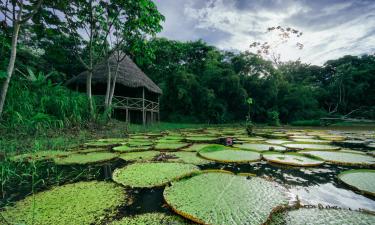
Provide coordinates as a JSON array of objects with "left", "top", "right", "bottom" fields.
[{"left": 0, "top": 0, "right": 43, "bottom": 119}]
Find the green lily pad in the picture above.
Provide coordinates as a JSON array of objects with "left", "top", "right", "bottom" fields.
[
  {"left": 98, "top": 138, "right": 127, "bottom": 143},
  {"left": 319, "top": 135, "right": 345, "bottom": 141},
  {"left": 301, "top": 150, "right": 375, "bottom": 166},
  {"left": 167, "top": 152, "right": 212, "bottom": 165},
  {"left": 1, "top": 181, "right": 126, "bottom": 225},
  {"left": 265, "top": 139, "right": 292, "bottom": 145},
  {"left": 54, "top": 152, "right": 118, "bottom": 165},
  {"left": 236, "top": 137, "right": 265, "bottom": 142},
  {"left": 338, "top": 169, "right": 375, "bottom": 196},
  {"left": 126, "top": 140, "right": 154, "bottom": 147},
  {"left": 119, "top": 151, "right": 160, "bottom": 162},
  {"left": 234, "top": 143, "right": 286, "bottom": 152},
  {"left": 366, "top": 143, "right": 375, "bottom": 149},
  {"left": 181, "top": 144, "right": 212, "bottom": 152},
  {"left": 109, "top": 213, "right": 190, "bottom": 225},
  {"left": 263, "top": 153, "right": 324, "bottom": 167},
  {"left": 85, "top": 141, "right": 120, "bottom": 147},
  {"left": 269, "top": 208, "right": 375, "bottom": 225},
  {"left": 198, "top": 144, "right": 261, "bottom": 163},
  {"left": 154, "top": 143, "right": 189, "bottom": 151},
  {"left": 113, "top": 145, "right": 151, "bottom": 152},
  {"left": 289, "top": 135, "right": 316, "bottom": 139},
  {"left": 74, "top": 148, "right": 108, "bottom": 153},
  {"left": 283, "top": 143, "right": 340, "bottom": 151},
  {"left": 185, "top": 136, "right": 218, "bottom": 142},
  {"left": 164, "top": 172, "right": 288, "bottom": 225},
  {"left": 112, "top": 162, "right": 199, "bottom": 188},
  {"left": 291, "top": 139, "right": 331, "bottom": 144},
  {"left": 10, "top": 150, "right": 71, "bottom": 162}
]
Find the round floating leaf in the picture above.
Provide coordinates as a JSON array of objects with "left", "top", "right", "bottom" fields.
[
  {"left": 301, "top": 150, "right": 375, "bottom": 166},
  {"left": 185, "top": 136, "right": 218, "bottom": 143},
  {"left": 126, "top": 140, "right": 154, "bottom": 147},
  {"left": 263, "top": 152, "right": 324, "bottom": 167},
  {"left": 289, "top": 135, "right": 315, "bottom": 139},
  {"left": 234, "top": 143, "right": 286, "bottom": 152},
  {"left": 119, "top": 151, "right": 160, "bottom": 162},
  {"left": 283, "top": 143, "right": 340, "bottom": 151},
  {"left": 167, "top": 152, "right": 212, "bottom": 165},
  {"left": 54, "top": 152, "right": 118, "bottom": 165},
  {"left": 113, "top": 145, "right": 151, "bottom": 152},
  {"left": 291, "top": 139, "right": 331, "bottom": 144},
  {"left": 367, "top": 143, "right": 375, "bottom": 149},
  {"left": 112, "top": 162, "right": 199, "bottom": 188},
  {"left": 338, "top": 169, "right": 375, "bottom": 196},
  {"left": 154, "top": 143, "right": 189, "bottom": 151},
  {"left": 10, "top": 150, "right": 71, "bottom": 162},
  {"left": 319, "top": 135, "right": 345, "bottom": 141},
  {"left": 182, "top": 144, "right": 212, "bottom": 152},
  {"left": 2, "top": 181, "right": 126, "bottom": 225},
  {"left": 164, "top": 172, "right": 288, "bottom": 225},
  {"left": 269, "top": 208, "right": 375, "bottom": 225},
  {"left": 98, "top": 138, "right": 127, "bottom": 143},
  {"left": 85, "top": 141, "right": 120, "bottom": 147},
  {"left": 236, "top": 137, "right": 265, "bottom": 142},
  {"left": 198, "top": 144, "right": 261, "bottom": 163},
  {"left": 109, "top": 213, "right": 189, "bottom": 225},
  {"left": 265, "top": 139, "right": 292, "bottom": 145},
  {"left": 74, "top": 148, "right": 108, "bottom": 153}
]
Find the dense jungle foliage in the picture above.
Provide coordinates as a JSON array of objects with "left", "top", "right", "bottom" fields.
[{"left": 0, "top": 1, "right": 374, "bottom": 132}]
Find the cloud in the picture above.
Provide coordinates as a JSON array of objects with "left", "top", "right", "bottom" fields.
[{"left": 154, "top": 0, "right": 375, "bottom": 65}]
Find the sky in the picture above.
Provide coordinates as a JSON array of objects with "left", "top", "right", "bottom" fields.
[{"left": 154, "top": 0, "right": 375, "bottom": 65}]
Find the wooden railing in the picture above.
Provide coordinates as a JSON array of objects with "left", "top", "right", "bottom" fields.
[{"left": 112, "top": 96, "right": 159, "bottom": 112}]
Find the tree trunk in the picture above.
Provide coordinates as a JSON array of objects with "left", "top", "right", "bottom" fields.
[
  {"left": 0, "top": 22, "right": 20, "bottom": 119},
  {"left": 104, "top": 59, "right": 111, "bottom": 109},
  {"left": 108, "top": 63, "right": 120, "bottom": 106},
  {"left": 86, "top": 69, "right": 93, "bottom": 114}
]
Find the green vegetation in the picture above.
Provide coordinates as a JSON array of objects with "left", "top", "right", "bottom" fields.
[
  {"left": 164, "top": 172, "right": 288, "bottom": 225},
  {"left": 166, "top": 152, "right": 212, "bottom": 165},
  {"left": 198, "top": 144, "right": 261, "bottom": 163},
  {"left": 109, "top": 213, "right": 190, "bottom": 225},
  {"left": 234, "top": 143, "right": 286, "bottom": 152},
  {"left": 338, "top": 169, "right": 375, "bottom": 196},
  {"left": 301, "top": 150, "right": 375, "bottom": 166},
  {"left": 112, "top": 162, "right": 199, "bottom": 188},
  {"left": 119, "top": 151, "right": 161, "bottom": 162},
  {"left": 53, "top": 152, "right": 118, "bottom": 165},
  {"left": 283, "top": 143, "right": 340, "bottom": 151},
  {"left": 1, "top": 181, "right": 126, "bottom": 225},
  {"left": 262, "top": 152, "right": 324, "bottom": 166}
]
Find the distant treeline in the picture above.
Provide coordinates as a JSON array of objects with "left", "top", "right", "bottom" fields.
[{"left": 1, "top": 27, "right": 374, "bottom": 127}]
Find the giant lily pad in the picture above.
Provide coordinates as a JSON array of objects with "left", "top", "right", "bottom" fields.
[
  {"left": 265, "top": 139, "right": 292, "bottom": 145},
  {"left": 182, "top": 144, "right": 212, "bottom": 152},
  {"left": 109, "top": 213, "right": 189, "bottom": 225},
  {"left": 283, "top": 143, "right": 340, "bottom": 151},
  {"left": 263, "top": 152, "right": 324, "bottom": 167},
  {"left": 291, "top": 139, "right": 331, "bottom": 144},
  {"left": 164, "top": 172, "right": 288, "bottom": 225},
  {"left": 10, "top": 150, "right": 71, "bottom": 162},
  {"left": 185, "top": 136, "right": 218, "bottom": 143},
  {"left": 198, "top": 144, "right": 261, "bottom": 163},
  {"left": 126, "top": 139, "right": 154, "bottom": 147},
  {"left": 319, "top": 135, "right": 345, "bottom": 141},
  {"left": 54, "top": 152, "right": 118, "bottom": 165},
  {"left": 338, "top": 169, "right": 375, "bottom": 196},
  {"left": 301, "top": 150, "right": 375, "bottom": 166},
  {"left": 85, "top": 141, "right": 120, "bottom": 147},
  {"left": 154, "top": 143, "right": 189, "bottom": 151},
  {"left": 113, "top": 145, "right": 151, "bottom": 152},
  {"left": 270, "top": 208, "right": 375, "bottom": 225},
  {"left": 112, "top": 162, "right": 199, "bottom": 188},
  {"left": 234, "top": 143, "right": 286, "bottom": 152},
  {"left": 119, "top": 151, "right": 160, "bottom": 162},
  {"left": 167, "top": 152, "right": 212, "bottom": 165},
  {"left": 1, "top": 181, "right": 126, "bottom": 225}
]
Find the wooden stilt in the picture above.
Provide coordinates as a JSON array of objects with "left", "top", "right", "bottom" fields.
[
  {"left": 142, "top": 88, "right": 145, "bottom": 126},
  {"left": 125, "top": 108, "right": 129, "bottom": 124},
  {"left": 157, "top": 96, "right": 160, "bottom": 123},
  {"left": 151, "top": 111, "right": 154, "bottom": 124}
]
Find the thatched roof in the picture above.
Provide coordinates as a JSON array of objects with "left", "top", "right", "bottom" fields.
[{"left": 66, "top": 54, "right": 162, "bottom": 94}]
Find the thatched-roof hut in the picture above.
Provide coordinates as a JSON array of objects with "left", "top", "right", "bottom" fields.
[{"left": 66, "top": 54, "right": 161, "bottom": 124}]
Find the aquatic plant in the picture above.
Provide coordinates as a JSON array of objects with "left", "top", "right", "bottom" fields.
[
  {"left": 198, "top": 144, "right": 261, "bottom": 163},
  {"left": 10, "top": 150, "right": 71, "bottom": 162},
  {"left": 185, "top": 136, "right": 218, "bottom": 143},
  {"left": 167, "top": 152, "right": 212, "bottom": 165},
  {"left": 113, "top": 145, "right": 152, "bottom": 152},
  {"left": 338, "top": 169, "right": 375, "bottom": 196},
  {"left": 265, "top": 139, "right": 292, "bottom": 145},
  {"left": 1, "top": 181, "right": 127, "bottom": 225},
  {"left": 119, "top": 151, "right": 160, "bottom": 162},
  {"left": 290, "top": 139, "right": 331, "bottom": 144},
  {"left": 234, "top": 143, "right": 286, "bottom": 152},
  {"left": 112, "top": 162, "right": 199, "bottom": 188},
  {"left": 154, "top": 143, "right": 189, "bottom": 151},
  {"left": 283, "top": 143, "right": 340, "bottom": 151},
  {"left": 269, "top": 207, "right": 375, "bottom": 225},
  {"left": 163, "top": 172, "right": 288, "bottom": 225},
  {"left": 108, "top": 213, "right": 190, "bottom": 225},
  {"left": 85, "top": 141, "right": 120, "bottom": 147},
  {"left": 54, "top": 152, "right": 118, "bottom": 165},
  {"left": 263, "top": 152, "right": 324, "bottom": 167},
  {"left": 181, "top": 144, "right": 212, "bottom": 152},
  {"left": 300, "top": 150, "right": 375, "bottom": 166}
]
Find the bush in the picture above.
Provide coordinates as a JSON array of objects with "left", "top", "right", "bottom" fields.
[{"left": 266, "top": 110, "right": 280, "bottom": 126}]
